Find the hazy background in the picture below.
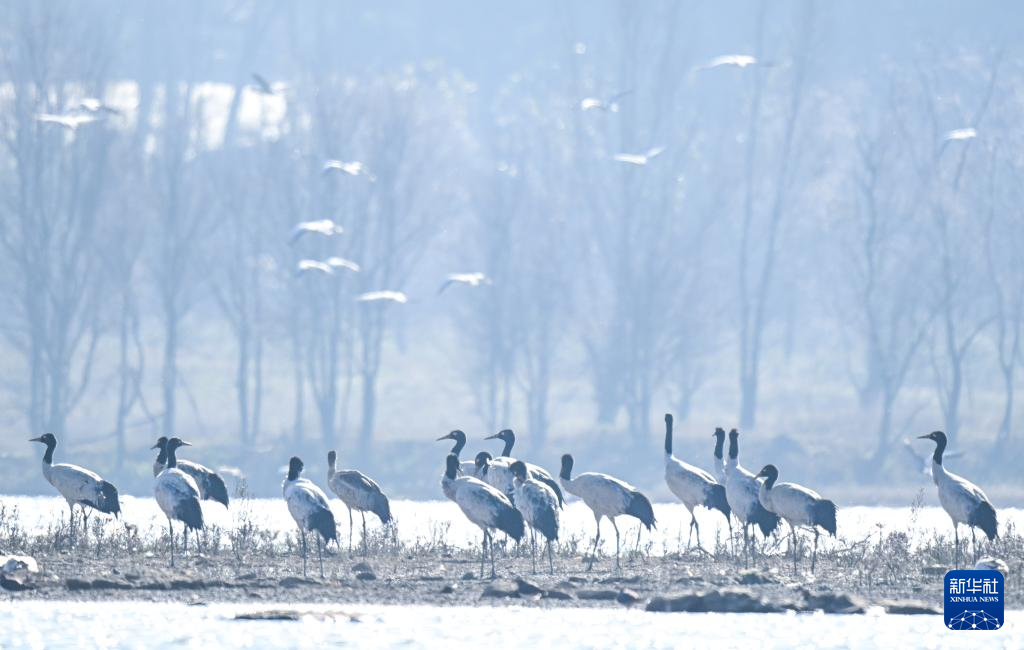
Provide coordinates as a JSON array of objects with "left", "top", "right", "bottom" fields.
[{"left": 1, "top": 0, "right": 1022, "bottom": 502}]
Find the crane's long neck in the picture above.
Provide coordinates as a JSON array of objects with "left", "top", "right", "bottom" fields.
[
  {"left": 450, "top": 436, "right": 465, "bottom": 457},
  {"left": 727, "top": 435, "right": 739, "bottom": 469},
  {"left": 166, "top": 446, "right": 178, "bottom": 469},
  {"left": 713, "top": 436, "right": 724, "bottom": 462},
  {"left": 155, "top": 445, "right": 167, "bottom": 467},
  {"left": 287, "top": 465, "right": 300, "bottom": 482},
  {"left": 41, "top": 441, "right": 55, "bottom": 465},
  {"left": 932, "top": 437, "right": 946, "bottom": 466},
  {"left": 664, "top": 420, "right": 673, "bottom": 457},
  {"left": 500, "top": 438, "right": 514, "bottom": 457},
  {"left": 762, "top": 474, "right": 776, "bottom": 490}
]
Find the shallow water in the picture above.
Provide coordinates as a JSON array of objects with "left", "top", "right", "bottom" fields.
[
  {"left": 1, "top": 495, "right": 1020, "bottom": 554},
  {"left": 0, "top": 601, "right": 1020, "bottom": 649}
]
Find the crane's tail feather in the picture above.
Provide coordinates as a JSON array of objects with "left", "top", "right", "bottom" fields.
[
  {"left": 812, "top": 499, "right": 837, "bottom": 536},
  {"left": 205, "top": 473, "right": 230, "bottom": 508},
  {"left": 174, "top": 497, "right": 204, "bottom": 531},
  {"left": 536, "top": 474, "right": 565, "bottom": 508},
  {"left": 496, "top": 504, "right": 525, "bottom": 542},
  {"left": 626, "top": 490, "right": 656, "bottom": 530},
  {"left": 750, "top": 501, "right": 780, "bottom": 537},
  {"left": 372, "top": 493, "right": 393, "bottom": 525},
  {"left": 85, "top": 481, "right": 121, "bottom": 517},
  {"left": 970, "top": 501, "right": 998, "bottom": 541},
  {"left": 310, "top": 507, "right": 338, "bottom": 543},
  {"left": 534, "top": 505, "right": 559, "bottom": 542},
  {"left": 705, "top": 483, "right": 731, "bottom": 521}
]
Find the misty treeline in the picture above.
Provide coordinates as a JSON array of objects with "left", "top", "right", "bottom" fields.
[{"left": 0, "top": 2, "right": 1021, "bottom": 479}]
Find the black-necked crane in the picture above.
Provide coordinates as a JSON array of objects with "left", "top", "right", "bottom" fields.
[
  {"left": 662, "top": 414, "right": 730, "bottom": 551},
  {"left": 29, "top": 433, "right": 120, "bottom": 543},
  {"left": 151, "top": 436, "right": 229, "bottom": 508},
  {"left": 435, "top": 430, "right": 478, "bottom": 476},
  {"left": 755, "top": 464, "right": 836, "bottom": 573},
  {"left": 484, "top": 429, "right": 564, "bottom": 506},
  {"left": 711, "top": 427, "right": 727, "bottom": 484},
  {"left": 510, "top": 460, "right": 559, "bottom": 573},
  {"left": 918, "top": 431, "right": 998, "bottom": 568},
  {"left": 559, "top": 453, "right": 655, "bottom": 569},
  {"left": 474, "top": 451, "right": 516, "bottom": 504},
  {"left": 153, "top": 437, "right": 204, "bottom": 566},
  {"left": 441, "top": 454, "right": 524, "bottom": 579},
  {"left": 326, "top": 450, "right": 393, "bottom": 554},
  {"left": 724, "top": 429, "right": 780, "bottom": 562},
  {"left": 283, "top": 456, "right": 337, "bottom": 578}
]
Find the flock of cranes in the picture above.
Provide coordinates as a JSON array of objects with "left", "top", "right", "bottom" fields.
[{"left": 25, "top": 416, "right": 1001, "bottom": 580}]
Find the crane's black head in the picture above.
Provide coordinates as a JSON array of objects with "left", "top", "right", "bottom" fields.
[
  {"left": 485, "top": 429, "right": 515, "bottom": 442},
  {"left": 712, "top": 427, "right": 726, "bottom": 459},
  {"left": 166, "top": 437, "right": 191, "bottom": 451},
  {"left": 436, "top": 430, "right": 467, "bottom": 454},
  {"left": 727, "top": 428, "right": 740, "bottom": 459},
  {"left": 288, "top": 456, "right": 304, "bottom": 481},
  {"left": 917, "top": 431, "right": 947, "bottom": 464},
  {"left": 150, "top": 436, "right": 168, "bottom": 450},
  {"left": 728, "top": 428, "right": 738, "bottom": 441},
  {"left": 445, "top": 453, "right": 460, "bottom": 479},
  {"left": 29, "top": 433, "right": 57, "bottom": 448},
  {"left": 510, "top": 460, "right": 528, "bottom": 481},
  {"left": 327, "top": 450, "right": 337, "bottom": 465},
  {"left": 712, "top": 427, "right": 725, "bottom": 441},
  {"left": 559, "top": 454, "right": 574, "bottom": 480},
  {"left": 474, "top": 451, "right": 492, "bottom": 472},
  {"left": 755, "top": 464, "right": 778, "bottom": 487}
]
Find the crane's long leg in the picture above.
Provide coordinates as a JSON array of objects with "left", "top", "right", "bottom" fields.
[
  {"left": 82, "top": 508, "right": 91, "bottom": 543},
  {"left": 587, "top": 515, "right": 601, "bottom": 571},
  {"left": 694, "top": 514, "right": 703, "bottom": 551},
  {"left": 612, "top": 519, "right": 621, "bottom": 569},
  {"left": 361, "top": 511, "right": 368, "bottom": 556},
  {"left": 480, "top": 530, "right": 487, "bottom": 579},
  {"left": 348, "top": 507, "right": 354, "bottom": 554},
  {"left": 547, "top": 538, "right": 554, "bottom": 574},
  {"left": 635, "top": 524, "right": 642, "bottom": 554},
  {"left": 530, "top": 527, "right": 537, "bottom": 574},
  {"left": 953, "top": 523, "right": 960, "bottom": 570},
  {"left": 316, "top": 533, "right": 325, "bottom": 579},
  {"left": 791, "top": 525, "right": 799, "bottom": 574},
  {"left": 68, "top": 505, "right": 76, "bottom": 547},
  {"left": 812, "top": 527, "right": 820, "bottom": 574},
  {"left": 490, "top": 530, "right": 497, "bottom": 579},
  {"left": 301, "top": 530, "right": 308, "bottom": 578},
  {"left": 686, "top": 510, "right": 695, "bottom": 549},
  {"left": 184, "top": 527, "right": 189, "bottom": 559},
  {"left": 168, "top": 518, "right": 175, "bottom": 568}
]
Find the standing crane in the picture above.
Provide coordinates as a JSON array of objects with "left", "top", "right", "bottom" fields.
[
  {"left": 151, "top": 436, "right": 229, "bottom": 508},
  {"left": 510, "top": 460, "right": 559, "bottom": 573},
  {"left": 724, "top": 429, "right": 780, "bottom": 563},
  {"left": 918, "top": 431, "right": 998, "bottom": 568},
  {"left": 29, "top": 433, "right": 120, "bottom": 544},
  {"left": 662, "top": 414, "right": 730, "bottom": 551},
  {"left": 153, "top": 437, "right": 204, "bottom": 566},
  {"left": 283, "top": 456, "right": 338, "bottom": 578},
  {"left": 326, "top": 450, "right": 393, "bottom": 554},
  {"left": 755, "top": 464, "right": 836, "bottom": 573},
  {"left": 559, "top": 453, "right": 656, "bottom": 569},
  {"left": 441, "top": 454, "right": 524, "bottom": 578},
  {"left": 484, "top": 429, "right": 564, "bottom": 506}
]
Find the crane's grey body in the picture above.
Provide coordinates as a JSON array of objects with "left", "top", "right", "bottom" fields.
[
  {"left": 724, "top": 429, "right": 780, "bottom": 561},
  {"left": 153, "top": 438, "right": 204, "bottom": 567},
  {"left": 756, "top": 464, "right": 836, "bottom": 573},
  {"left": 152, "top": 437, "right": 229, "bottom": 507},
  {"left": 662, "top": 415, "right": 730, "bottom": 550},
  {"left": 511, "top": 460, "right": 559, "bottom": 573},
  {"left": 484, "top": 429, "right": 564, "bottom": 506},
  {"left": 283, "top": 456, "right": 337, "bottom": 578},
  {"left": 327, "top": 450, "right": 393, "bottom": 553}
]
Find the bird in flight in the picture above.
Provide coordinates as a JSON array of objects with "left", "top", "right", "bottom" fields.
[
  {"left": 613, "top": 146, "right": 665, "bottom": 166},
  {"left": 580, "top": 90, "right": 632, "bottom": 113},
  {"left": 438, "top": 272, "right": 490, "bottom": 294},
  {"left": 35, "top": 112, "right": 100, "bottom": 131},
  {"left": 251, "top": 73, "right": 277, "bottom": 95},
  {"left": 944, "top": 127, "right": 977, "bottom": 142},
  {"left": 701, "top": 54, "right": 758, "bottom": 70},
  {"left": 296, "top": 259, "right": 335, "bottom": 276},
  {"left": 356, "top": 291, "right": 408, "bottom": 304},
  {"left": 77, "top": 98, "right": 121, "bottom": 116},
  {"left": 323, "top": 159, "right": 376, "bottom": 181},
  {"left": 288, "top": 219, "right": 344, "bottom": 245},
  {"left": 326, "top": 257, "right": 361, "bottom": 273}
]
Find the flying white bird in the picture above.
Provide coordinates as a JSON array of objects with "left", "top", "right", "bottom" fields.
[
  {"left": 153, "top": 437, "right": 204, "bottom": 566},
  {"left": 702, "top": 54, "right": 758, "bottom": 70},
  {"left": 35, "top": 112, "right": 100, "bottom": 131},
  {"left": 323, "top": 160, "right": 376, "bottom": 180},
  {"left": 356, "top": 291, "right": 407, "bottom": 304},
  {"left": 325, "top": 257, "right": 361, "bottom": 273},
  {"left": 78, "top": 98, "right": 120, "bottom": 115},
  {"left": 296, "top": 259, "right": 334, "bottom": 276},
  {"left": 251, "top": 73, "right": 277, "bottom": 95},
  {"left": 918, "top": 431, "right": 997, "bottom": 568},
  {"left": 944, "top": 127, "right": 977, "bottom": 142},
  {"left": 580, "top": 90, "right": 631, "bottom": 113},
  {"left": 28, "top": 434, "right": 120, "bottom": 544},
  {"left": 438, "top": 272, "right": 490, "bottom": 294},
  {"left": 288, "top": 219, "right": 344, "bottom": 245},
  {"left": 613, "top": 146, "right": 665, "bottom": 166}
]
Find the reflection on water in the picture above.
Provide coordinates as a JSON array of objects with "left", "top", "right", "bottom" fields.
[
  {"left": 0, "top": 601, "right": 1020, "bottom": 649},
  {"left": 1, "top": 495, "right": 1021, "bottom": 554}
]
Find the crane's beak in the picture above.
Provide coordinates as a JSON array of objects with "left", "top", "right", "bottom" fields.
[
  {"left": 28, "top": 436, "right": 43, "bottom": 443},
  {"left": 484, "top": 433, "right": 501, "bottom": 440},
  {"left": 180, "top": 440, "right": 193, "bottom": 447},
  {"left": 150, "top": 442, "right": 162, "bottom": 449},
  {"left": 435, "top": 433, "right": 453, "bottom": 441},
  {"left": 916, "top": 434, "right": 931, "bottom": 440}
]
